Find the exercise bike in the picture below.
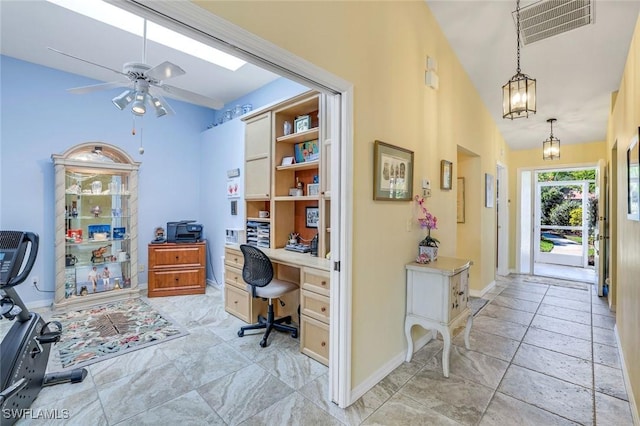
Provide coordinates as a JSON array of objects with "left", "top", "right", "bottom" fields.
[{"left": 0, "top": 231, "right": 87, "bottom": 426}]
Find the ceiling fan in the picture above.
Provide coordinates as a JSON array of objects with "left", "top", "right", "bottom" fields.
[{"left": 48, "top": 21, "right": 223, "bottom": 117}]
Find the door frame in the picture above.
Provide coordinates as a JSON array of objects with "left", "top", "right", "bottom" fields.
[
  {"left": 117, "top": 0, "right": 354, "bottom": 407},
  {"left": 516, "top": 162, "right": 599, "bottom": 276},
  {"left": 496, "top": 162, "right": 509, "bottom": 276}
]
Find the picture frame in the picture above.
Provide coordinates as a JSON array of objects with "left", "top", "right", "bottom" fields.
[
  {"left": 457, "top": 177, "right": 465, "bottom": 223},
  {"left": 294, "top": 115, "right": 311, "bottom": 133},
  {"left": 373, "top": 140, "right": 414, "bottom": 201},
  {"left": 306, "top": 206, "right": 319, "bottom": 228},
  {"left": 307, "top": 183, "right": 320, "bottom": 196},
  {"left": 485, "top": 173, "right": 494, "bottom": 208},
  {"left": 627, "top": 130, "right": 639, "bottom": 221},
  {"left": 441, "top": 160, "right": 452, "bottom": 190}
]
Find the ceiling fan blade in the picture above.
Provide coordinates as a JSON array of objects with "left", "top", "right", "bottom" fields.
[
  {"left": 158, "top": 84, "right": 224, "bottom": 110},
  {"left": 146, "top": 61, "right": 186, "bottom": 81},
  {"left": 47, "top": 47, "right": 128, "bottom": 77},
  {"left": 68, "top": 81, "right": 130, "bottom": 95}
]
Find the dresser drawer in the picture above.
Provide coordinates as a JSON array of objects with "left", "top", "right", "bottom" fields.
[
  {"left": 301, "top": 289, "right": 330, "bottom": 324},
  {"left": 224, "top": 284, "right": 266, "bottom": 323},
  {"left": 224, "top": 248, "right": 244, "bottom": 270},
  {"left": 225, "top": 266, "right": 245, "bottom": 290},
  {"left": 301, "top": 315, "right": 329, "bottom": 366},
  {"left": 149, "top": 245, "right": 205, "bottom": 269},
  {"left": 147, "top": 268, "right": 205, "bottom": 297},
  {"left": 301, "top": 267, "right": 330, "bottom": 297}
]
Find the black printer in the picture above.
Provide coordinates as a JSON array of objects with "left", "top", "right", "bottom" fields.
[{"left": 167, "top": 220, "right": 203, "bottom": 243}]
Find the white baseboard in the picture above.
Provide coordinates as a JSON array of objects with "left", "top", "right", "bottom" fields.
[
  {"left": 614, "top": 324, "right": 639, "bottom": 425},
  {"left": 349, "top": 332, "right": 433, "bottom": 404},
  {"left": 470, "top": 280, "right": 496, "bottom": 298},
  {"left": 26, "top": 298, "right": 54, "bottom": 310},
  {"left": 207, "top": 279, "right": 223, "bottom": 290}
]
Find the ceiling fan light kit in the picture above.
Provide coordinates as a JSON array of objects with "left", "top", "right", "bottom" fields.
[
  {"left": 543, "top": 118, "right": 561, "bottom": 160},
  {"left": 503, "top": 0, "right": 537, "bottom": 119}
]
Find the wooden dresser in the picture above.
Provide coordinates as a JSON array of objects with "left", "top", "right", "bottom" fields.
[{"left": 147, "top": 242, "right": 206, "bottom": 297}]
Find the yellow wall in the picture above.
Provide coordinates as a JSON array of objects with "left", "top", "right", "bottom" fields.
[
  {"left": 607, "top": 14, "right": 640, "bottom": 419},
  {"left": 196, "top": 1, "right": 506, "bottom": 389},
  {"left": 507, "top": 141, "right": 606, "bottom": 270}
]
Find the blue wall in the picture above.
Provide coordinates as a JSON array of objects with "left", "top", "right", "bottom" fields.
[{"left": 1, "top": 54, "right": 308, "bottom": 306}]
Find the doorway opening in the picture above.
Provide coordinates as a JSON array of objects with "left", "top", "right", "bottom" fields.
[{"left": 519, "top": 166, "right": 600, "bottom": 283}]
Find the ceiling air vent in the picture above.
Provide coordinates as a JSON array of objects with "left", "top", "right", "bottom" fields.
[{"left": 515, "top": 0, "right": 594, "bottom": 45}]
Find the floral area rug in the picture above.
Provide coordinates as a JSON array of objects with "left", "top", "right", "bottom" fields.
[{"left": 48, "top": 298, "right": 188, "bottom": 370}]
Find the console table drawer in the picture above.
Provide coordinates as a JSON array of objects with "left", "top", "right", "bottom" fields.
[
  {"left": 301, "top": 315, "right": 329, "bottom": 366},
  {"left": 301, "top": 267, "right": 330, "bottom": 296},
  {"left": 301, "top": 289, "right": 330, "bottom": 324},
  {"left": 224, "top": 248, "right": 244, "bottom": 270},
  {"left": 147, "top": 268, "right": 205, "bottom": 297}
]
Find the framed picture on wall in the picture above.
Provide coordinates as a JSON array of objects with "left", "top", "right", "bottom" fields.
[
  {"left": 485, "top": 173, "right": 494, "bottom": 208},
  {"left": 441, "top": 160, "right": 452, "bottom": 190},
  {"left": 627, "top": 130, "right": 639, "bottom": 221},
  {"left": 373, "top": 140, "right": 414, "bottom": 201}
]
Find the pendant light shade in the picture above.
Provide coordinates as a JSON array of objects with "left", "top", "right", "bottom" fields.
[
  {"left": 112, "top": 89, "right": 135, "bottom": 110},
  {"left": 543, "top": 118, "right": 560, "bottom": 160},
  {"left": 502, "top": 0, "right": 536, "bottom": 119}
]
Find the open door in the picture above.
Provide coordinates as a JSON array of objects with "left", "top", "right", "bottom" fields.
[{"left": 594, "top": 159, "right": 607, "bottom": 296}]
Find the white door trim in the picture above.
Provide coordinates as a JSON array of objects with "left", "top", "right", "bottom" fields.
[
  {"left": 117, "top": 0, "right": 355, "bottom": 407},
  {"left": 496, "top": 162, "right": 509, "bottom": 276}
]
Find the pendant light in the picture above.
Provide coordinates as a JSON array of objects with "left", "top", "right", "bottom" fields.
[
  {"left": 543, "top": 118, "right": 560, "bottom": 160},
  {"left": 502, "top": 0, "right": 536, "bottom": 119}
]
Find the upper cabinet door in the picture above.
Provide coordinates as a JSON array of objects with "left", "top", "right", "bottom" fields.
[{"left": 244, "top": 112, "right": 272, "bottom": 199}]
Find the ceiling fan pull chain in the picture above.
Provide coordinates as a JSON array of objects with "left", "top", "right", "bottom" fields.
[{"left": 139, "top": 116, "right": 145, "bottom": 155}]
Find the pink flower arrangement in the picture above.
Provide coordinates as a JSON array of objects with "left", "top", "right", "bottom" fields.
[{"left": 415, "top": 195, "right": 439, "bottom": 247}]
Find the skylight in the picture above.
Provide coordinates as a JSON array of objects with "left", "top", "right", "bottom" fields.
[{"left": 46, "top": 0, "right": 246, "bottom": 71}]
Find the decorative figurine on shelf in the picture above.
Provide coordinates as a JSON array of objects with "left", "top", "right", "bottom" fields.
[
  {"left": 91, "top": 205, "right": 102, "bottom": 217},
  {"left": 152, "top": 227, "right": 166, "bottom": 244},
  {"left": 91, "top": 244, "right": 112, "bottom": 264},
  {"left": 415, "top": 195, "right": 439, "bottom": 263}
]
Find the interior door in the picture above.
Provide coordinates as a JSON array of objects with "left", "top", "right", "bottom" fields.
[{"left": 595, "top": 159, "right": 606, "bottom": 296}]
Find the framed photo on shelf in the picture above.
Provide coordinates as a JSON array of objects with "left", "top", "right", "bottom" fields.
[
  {"left": 627, "top": 130, "right": 639, "bottom": 221},
  {"left": 373, "top": 140, "right": 413, "bottom": 201},
  {"left": 485, "top": 173, "right": 494, "bottom": 208},
  {"left": 457, "top": 177, "right": 465, "bottom": 223},
  {"left": 307, "top": 183, "right": 320, "bottom": 196},
  {"left": 294, "top": 115, "right": 311, "bottom": 133},
  {"left": 306, "top": 206, "right": 319, "bottom": 228},
  {"left": 441, "top": 160, "right": 452, "bottom": 190}
]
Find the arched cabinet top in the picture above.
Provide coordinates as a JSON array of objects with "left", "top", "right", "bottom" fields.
[{"left": 52, "top": 142, "right": 140, "bottom": 171}]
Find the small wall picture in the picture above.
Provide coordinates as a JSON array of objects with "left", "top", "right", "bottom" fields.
[
  {"left": 306, "top": 206, "right": 319, "bottom": 228},
  {"left": 485, "top": 173, "right": 494, "bottom": 208},
  {"left": 294, "top": 115, "right": 311, "bottom": 133}
]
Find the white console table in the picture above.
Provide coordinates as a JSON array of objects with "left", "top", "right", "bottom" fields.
[{"left": 404, "top": 257, "right": 473, "bottom": 377}]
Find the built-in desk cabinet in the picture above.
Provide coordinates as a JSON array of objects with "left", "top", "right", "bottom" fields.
[
  {"left": 223, "top": 247, "right": 267, "bottom": 323},
  {"left": 148, "top": 242, "right": 206, "bottom": 297},
  {"left": 300, "top": 266, "right": 330, "bottom": 366}
]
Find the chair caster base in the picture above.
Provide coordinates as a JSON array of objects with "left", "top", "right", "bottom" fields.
[
  {"left": 260, "top": 338, "right": 267, "bottom": 348},
  {"left": 291, "top": 331, "right": 298, "bottom": 339},
  {"left": 237, "top": 330, "right": 244, "bottom": 337}
]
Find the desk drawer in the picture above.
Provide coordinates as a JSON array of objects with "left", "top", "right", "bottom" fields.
[
  {"left": 301, "top": 289, "right": 330, "bottom": 324},
  {"left": 224, "top": 248, "right": 244, "bottom": 270},
  {"left": 301, "top": 315, "right": 329, "bottom": 366},
  {"left": 225, "top": 266, "right": 245, "bottom": 290},
  {"left": 224, "top": 284, "right": 266, "bottom": 323},
  {"left": 301, "top": 267, "right": 330, "bottom": 297}
]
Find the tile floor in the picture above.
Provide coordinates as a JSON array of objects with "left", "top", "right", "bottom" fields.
[{"left": 2, "top": 273, "right": 635, "bottom": 425}]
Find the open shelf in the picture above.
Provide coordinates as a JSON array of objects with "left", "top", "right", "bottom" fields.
[
  {"left": 276, "top": 160, "right": 319, "bottom": 172},
  {"left": 276, "top": 128, "right": 319, "bottom": 144}
]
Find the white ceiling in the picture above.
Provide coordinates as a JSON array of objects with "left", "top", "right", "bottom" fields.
[
  {"left": 426, "top": 0, "right": 640, "bottom": 150},
  {"left": 0, "top": 1, "right": 280, "bottom": 113},
  {"left": 2, "top": 1, "right": 638, "bottom": 151}
]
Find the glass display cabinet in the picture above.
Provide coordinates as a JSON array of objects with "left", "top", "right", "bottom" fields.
[{"left": 52, "top": 143, "right": 140, "bottom": 308}]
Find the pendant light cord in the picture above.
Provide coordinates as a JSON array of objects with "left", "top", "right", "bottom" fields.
[{"left": 516, "top": 0, "right": 521, "bottom": 74}]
